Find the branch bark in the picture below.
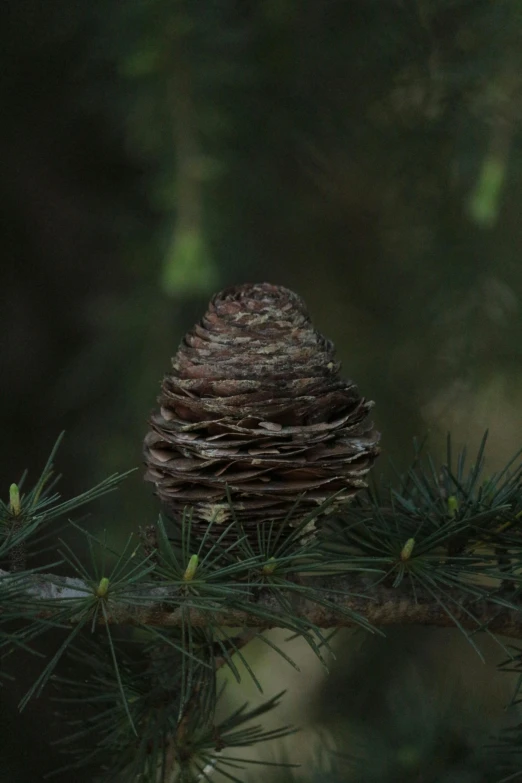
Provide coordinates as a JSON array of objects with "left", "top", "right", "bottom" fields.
[{"left": 5, "top": 569, "right": 522, "bottom": 638}]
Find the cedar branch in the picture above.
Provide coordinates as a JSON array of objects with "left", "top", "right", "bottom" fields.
[{"left": 4, "top": 569, "right": 522, "bottom": 638}]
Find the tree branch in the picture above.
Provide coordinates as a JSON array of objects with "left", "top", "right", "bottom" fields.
[{"left": 5, "top": 569, "right": 522, "bottom": 638}]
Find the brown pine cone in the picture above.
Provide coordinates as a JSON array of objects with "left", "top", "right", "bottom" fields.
[{"left": 143, "top": 283, "right": 380, "bottom": 546}]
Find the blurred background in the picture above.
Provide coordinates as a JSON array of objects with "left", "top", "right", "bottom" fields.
[{"left": 1, "top": 0, "right": 522, "bottom": 780}]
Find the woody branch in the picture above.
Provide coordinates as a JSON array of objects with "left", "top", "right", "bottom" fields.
[{"left": 7, "top": 568, "right": 522, "bottom": 638}]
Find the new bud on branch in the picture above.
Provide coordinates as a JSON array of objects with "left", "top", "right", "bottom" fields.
[{"left": 143, "top": 283, "right": 380, "bottom": 543}]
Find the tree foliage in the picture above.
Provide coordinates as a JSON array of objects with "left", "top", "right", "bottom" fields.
[{"left": 0, "top": 432, "right": 520, "bottom": 781}]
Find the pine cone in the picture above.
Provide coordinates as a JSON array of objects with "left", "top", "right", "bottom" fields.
[{"left": 144, "top": 283, "right": 380, "bottom": 545}]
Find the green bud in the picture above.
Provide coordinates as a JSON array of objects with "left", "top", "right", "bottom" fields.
[
  {"left": 9, "top": 484, "right": 21, "bottom": 516},
  {"left": 262, "top": 557, "right": 277, "bottom": 575},
  {"left": 447, "top": 495, "right": 459, "bottom": 518},
  {"left": 96, "top": 577, "right": 110, "bottom": 597},
  {"left": 183, "top": 554, "right": 199, "bottom": 581},
  {"left": 400, "top": 538, "right": 415, "bottom": 561}
]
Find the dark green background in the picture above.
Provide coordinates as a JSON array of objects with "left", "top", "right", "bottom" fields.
[{"left": 1, "top": 1, "right": 521, "bottom": 779}]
